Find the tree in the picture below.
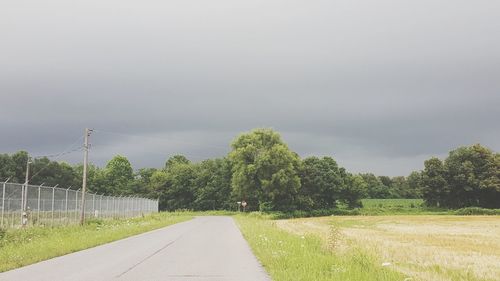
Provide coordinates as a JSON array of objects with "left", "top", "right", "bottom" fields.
[
  {"left": 128, "top": 168, "right": 157, "bottom": 197},
  {"left": 341, "top": 174, "right": 367, "bottom": 208},
  {"left": 422, "top": 157, "right": 448, "bottom": 207},
  {"left": 229, "top": 129, "right": 301, "bottom": 211},
  {"left": 406, "top": 171, "right": 424, "bottom": 198},
  {"left": 193, "top": 158, "right": 233, "bottom": 210},
  {"left": 153, "top": 155, "right": 197, "bottom": 211},
  {"left": 102, "top": 155, "right": 134, "bottom": 195},
  {"left": 360, "top": 173, "right": 390, "bottom": 198},
  {"left": 0, "top": 153, "right": 15, "bottom": 181},
  {"left": 11, "top": 151, "right": 29, "bottom": 183},
  {"left": 162, "top": 162, "right": 197, "bottom": 211},
  {"left": 444, "top": 144, "right": 500, "bottom": 208},
  {"left": 165, "top": 155, "right": 190, "bottom": 170},
  {"left": 299, "top": 157, "right": 345, "bottom": 210}
]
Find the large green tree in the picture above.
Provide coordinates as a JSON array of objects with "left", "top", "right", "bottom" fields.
[
  {"left": 229, "top": 129, "right": 301, "bottom": 211},
  {"left": 101, "top": 155, "right": 134, "bottom": 195},
  {"left": 299, "top": 157, "right": 345, "bottom": 210},
  {"left": 422, "top": 157, "right": 448, "bottom": 207},
  {"left": 152, "top": 155, "right": 197, "bottom": 211},
  {"left": 193, "top": 158, "right": 233, "bottom": 210},
  {"left": 444, "top": 144, "right": 500, "bottom": 208}
]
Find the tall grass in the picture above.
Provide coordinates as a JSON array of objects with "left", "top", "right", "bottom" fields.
[
  {"left": 0, "top": 212, "right": 192, "bottom": 272},
  {"left": 235, "top": 215, "right": 405, "bottom": 281}
]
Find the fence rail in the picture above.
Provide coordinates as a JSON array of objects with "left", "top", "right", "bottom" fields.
[{"left": 0, "top": 181, "right": 158, "bottom": 228}]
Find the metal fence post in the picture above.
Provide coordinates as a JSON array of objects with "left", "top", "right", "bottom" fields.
[
  {"left": 75, "top": 189, "right": 80, "bottom": 223},
  {"left": 1, "top": 178, "right": 11, "bottom": 227},
  {"left": 51, "top": 186, "right": 55, "bottom": 225},
  {"left": 20, "top": 184, "right": 25, "bottom": 225},
  {"left": 65, "top": 187, "right": 71, "bottom": 224},
  {"left": 35, "top": 183, "right": 44, "bottom": 225}
]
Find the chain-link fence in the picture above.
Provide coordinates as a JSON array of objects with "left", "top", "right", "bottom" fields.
[{"left": 1, "top": 181, "right": 159, "bottom": 228}]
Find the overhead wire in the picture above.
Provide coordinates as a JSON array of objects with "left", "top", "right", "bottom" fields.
[{"left": 29, "top": 135, "right": 85, "bottom": 182}]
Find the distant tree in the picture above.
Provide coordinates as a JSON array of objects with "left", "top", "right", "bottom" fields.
[
  {"left": 406, "top": 171, "right": 424, "bottom": 198},
  {"left": 229, "top": 128, "right": 301, "bottom": 211},
  {"left": 390, "top": 176, "right": 408, "bottom": 198},
  {"left": 341, "top": 174, "right": 367, "bottom": 208},
  {"left": 0, "top": 153, "right": 15, "bottom": 181},
  {"left": 422, "top": 157, "right": 448, "bottom": 207},
  {"left": 11, "top": 151, "right": 29, "bottom": 183},
  {"left": 360, "top": 173, "right": 390, "bottom": 198},
  {"left": 444, "top": 144, "right": 500, "bottom": 208},
  {"left": 162, "top": 162, "right": 197, "bottom": 211},
  {"left": 102, "top": 155, "right": 134, "bottom": 195},
  {"left": 193, "top": 158, "right": 233, "bottom": 210},
  {"left": 299, "top": 157, "right": 345, "bottom": 210},
  {"left": 152, "top": 155, "right": 197, "bottom": 211},
  {"left": 127, "top": 168, "right": 158, "bottom": 197},
  {"left": 165, "top": 155, "right": 190, "bottom": 170}
]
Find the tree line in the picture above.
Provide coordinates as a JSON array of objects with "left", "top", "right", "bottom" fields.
[{"left": 1, "top": 129, "right": 498, "bottom": 210}]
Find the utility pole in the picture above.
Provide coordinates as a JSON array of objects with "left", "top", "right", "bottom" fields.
[
  {"left": 22, "top": 156, "right": 32, "bottom": 211},
  {"left": 21, "top": 156, "right": 32, "bottom": 226},
  {"left": 80, "top": 128, "right": 92, "bottom": 225}
]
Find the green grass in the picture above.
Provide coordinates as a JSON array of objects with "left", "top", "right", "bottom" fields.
[
  {"left": 235, "top": 214, "right": 405, "bottom": 281},
  {"left": 358, "top": 198, "right": 455, "bottom": 215},
  {"left": 0, "top": 212, "right": 192, "bottom": 272},
  {"left": 361, "top": 198, "right": 424, "bottom": 208}
]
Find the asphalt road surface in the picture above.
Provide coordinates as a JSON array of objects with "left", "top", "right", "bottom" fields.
[{"left": 0, "top": 216, "right": 270, "bottom": 281}]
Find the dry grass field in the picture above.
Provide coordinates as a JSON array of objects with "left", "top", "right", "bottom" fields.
[{"left": 276, "top": 216, "right": 500, "bottom": 281}]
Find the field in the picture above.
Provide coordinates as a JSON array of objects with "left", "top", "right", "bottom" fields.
[{"left": 267, "top": 215, "right": 500, "bottom": 281}]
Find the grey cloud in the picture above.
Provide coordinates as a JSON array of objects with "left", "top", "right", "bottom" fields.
[{"left": 1, "top": 0, "right": 499, "bottom": 176}]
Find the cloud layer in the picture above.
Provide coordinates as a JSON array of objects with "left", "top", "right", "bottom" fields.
[{"left": 1, "top": 0, "right": 499, "bottom": 176}]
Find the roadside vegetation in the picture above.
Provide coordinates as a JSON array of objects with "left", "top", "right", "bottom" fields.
[
  {"left": 235, "top": 214, "right": 404, "bottom": 281},
  {"left": 0, "top": 212, "right": 192, "bottom": 272},
  {"left": 235, "top": 213, "right": 500, "bottom": 281}
]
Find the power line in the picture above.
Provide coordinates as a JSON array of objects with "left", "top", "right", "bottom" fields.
[
  {"left": 29, "top": 135, "right": 85, "bottom": 182},
  {"left": 32, "top": 146, "right": 84, "bottom": 160}
]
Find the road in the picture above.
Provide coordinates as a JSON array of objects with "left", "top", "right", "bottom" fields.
[{"left": 0, "top": 216, "right": 270, "bottom": 281}]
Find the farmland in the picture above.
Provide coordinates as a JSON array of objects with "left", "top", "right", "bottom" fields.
[{"left": 246, "top": 215, "right": 500, "bottom": 281}]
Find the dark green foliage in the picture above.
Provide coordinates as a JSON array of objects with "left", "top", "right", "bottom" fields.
[
  {"left": 2, "top": 132, "right": 496, "bottom": 213},
  {"left": 229, "top": 129, "right": 302, "bottom": 211},
  {"left": 299, "top": 157, "right": 345, "bottom": 210},
  {"left": 360, "top": 173, "right": 391, "bottom": 198},
  {"left": 454, "top": 207, "right": 500, "bottom": 215},
  {"left": 422, "top": 144, "right": 500, "bottom": 208},
  {"left": 193, "top": 158, "right": 233, "bottom": 210}
]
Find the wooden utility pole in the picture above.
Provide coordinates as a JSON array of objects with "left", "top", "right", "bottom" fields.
[
  {"left": 80, "top": 128, "right": 92, "bottom": 225},
  {"left": 23, "top": 156, "right": 31, "bottom": 211}
]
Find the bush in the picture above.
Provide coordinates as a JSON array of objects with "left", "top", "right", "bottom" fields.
[
  {"left": 455, "top": 207, "right": 500, "bottom": 216},
  {"left": 259, "top": 202, "right": 274, "bottom": 212}
]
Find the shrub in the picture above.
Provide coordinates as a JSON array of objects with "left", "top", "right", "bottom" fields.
[{"left": 455, "top": 207, "right": 500, "bottom": 216}]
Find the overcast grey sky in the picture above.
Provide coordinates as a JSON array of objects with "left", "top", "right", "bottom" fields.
[{"left": 1, "top": 0, "right": 499, "bottom": 176}]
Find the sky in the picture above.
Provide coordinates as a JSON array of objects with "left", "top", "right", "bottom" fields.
[{"left": 1, "top": 0, "right": 499, "bottom": 176}]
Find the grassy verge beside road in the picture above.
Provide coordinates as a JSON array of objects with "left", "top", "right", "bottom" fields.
[
  {"left": 235, "top": 214, "right": 403, "bottom": 281},
  {"left": 0, "top": 212, "right": 192, "bottom": 272}
]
